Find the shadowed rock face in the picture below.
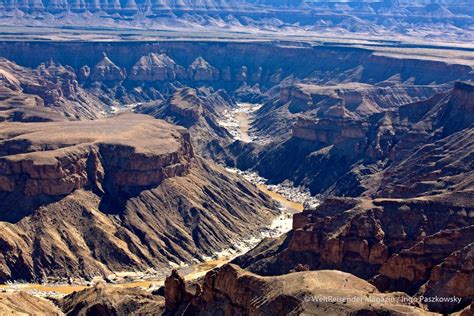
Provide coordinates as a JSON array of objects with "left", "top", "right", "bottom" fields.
[
  {"left": 0, "top": 113, "right": 276, "bottom": 282},
  {"left": 162, "top": 264, "right": 431, "bottom": 315},
  {"left": 250, "top": 82, "right": 474, "bottom": 198}
]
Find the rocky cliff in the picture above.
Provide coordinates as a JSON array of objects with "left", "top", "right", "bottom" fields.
[
  {"left": 136, "top": 87, "right": 234, "bottom": 158},
  {"left": 0, "top": 113, "right": 193, "bottom": 205},
  {"left": 252, "top": 82, "right": 448, "bottom": 141},
  {"left": 0, "top": 113, "right": 277, "bottom": 282},
  {"left": 162, "top": 264, "right": 431, "bottom": 315},
  {"left": 1, "top": 42, "right": 471, "bottom": 94},
  {"left": 0, "top": 57, "right": 108, "bottom": 120},
  {"left": 235, "top": 194, "right": 474, "bottom": 313},
  {"left": 251, "top": 81, "right": 474, "bottom": 197}
]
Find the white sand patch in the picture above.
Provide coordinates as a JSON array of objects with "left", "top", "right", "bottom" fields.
[
  {"left": 226, "top": 167, "right": 320, "bottom": 209},
  {"left": 218, "top": 102, "right": 262, "bottom": 142}
]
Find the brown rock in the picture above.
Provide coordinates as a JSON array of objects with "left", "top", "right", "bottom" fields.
[
  {"left": 419, "top": 241, "right": 474, "bottom": 313},
  {"left": 60, "top": 283, "right": 165, "bottom": 315},
  {"left": 164, "top": 269, "right": 191, "bottom": 311},
  {"left": 0, "top": 113, "right": 276, "bottom": 282},
  {"left": 0, "top": 113, "right": 193, "bottom": 198},
  {"left": 169, "top": 264, "right": 431, "bottom": 315},
  {"left": 0, "top": 57, "right": 107, "bottom": 120},
  {"left": 236, "top": 195, "right": 474, "bottom": 299},
  {"left": 0, "top": 292, "right": 62, "bottom": 315}
]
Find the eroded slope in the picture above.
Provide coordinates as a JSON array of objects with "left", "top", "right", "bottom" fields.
[{"left": 0, "top": 113, "right": 276, "bottom": 282}]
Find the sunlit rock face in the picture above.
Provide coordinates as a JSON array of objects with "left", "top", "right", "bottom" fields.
[
  {"left": 90, "top": 53, "right": 127, "bottom": 82},
  {"left": 128, "top": 53, "right": 184, "bottom": 82}
]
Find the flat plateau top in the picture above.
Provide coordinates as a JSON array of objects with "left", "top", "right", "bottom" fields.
[
  {"left": 0, "top": 26, "right": 473, "bottom": 67},
  {"left": 0, "top": 113, "right": 187, "bottom": 161}
]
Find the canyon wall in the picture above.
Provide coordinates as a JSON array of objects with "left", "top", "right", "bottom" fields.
[
  {"left": 0, "top": 42, "right": 471, "bottom": 89},
  {"left": 0, "top": 113, "right": 277, "bottom": 282}
]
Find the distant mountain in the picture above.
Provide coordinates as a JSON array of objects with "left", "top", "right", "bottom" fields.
[
  {"left": 1, "top": 0, "right": 472, "bottom": 15},
  {"left": 0, "top": 0, "right": 472, "bottom": 41}
]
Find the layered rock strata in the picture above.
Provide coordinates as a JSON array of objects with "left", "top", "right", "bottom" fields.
[
  {"left": 0, "top": 113, "right": 276, "bottom": 282},
  {"left": 137, "top": 87, "right": 234, "bottom": 158},
  {"left": 0, "top": 57, "right": 108, "bottom": 120},
  {"left": 235, "top": 195, "right": 474, "bottom": 313}
]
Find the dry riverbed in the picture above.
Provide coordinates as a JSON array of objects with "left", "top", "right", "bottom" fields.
[{"left": 218, "top": 102, "right": 262, "bottom": 142}]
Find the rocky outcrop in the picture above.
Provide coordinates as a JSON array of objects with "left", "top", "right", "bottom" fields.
[
  {"left": 187, "top": 57, "right": 219, "bottom": 82},
  {"left": 292, "top": 117, "right": 367, "bottom": 144},
  {"left": 164, "top": 269, "right": 193, "bottom": 312},
  {"left": 0, "top": 85, "right": 66, "bottom": 123},
  {"left": 0, "top": 113, "right": 193, "bottom": 202},
  {"left": 59, "top": 283, "right": 165, "bottom": 315},
  {"left": 420, "top": 242, "right": 474, "bottom": 313},
  {"left": 0, "top": 113, "right": 277, "bottom": 282},
  {"left": 129, "top": 53, "right": 185, "bottom": 82},
  {"left": 0, "top": 57, "right": 108, "bottom": 120},
  {"left": 163, "top": 264, "right": 431, "bottom": 315},
  {"left": 136, "top": 88, "right": 234, "bottom": 158},
  {"left": 376, "top": 227, "right": 474, "bottom": 313},
  {"left": 259, "top": 82, "right": 446, "bottom": 139},
  {"left": 234, "top": 194, "right": 474, "bottom": 313},
  {"left": 90, "top": 53, "right": 126, "bottom": 82}
]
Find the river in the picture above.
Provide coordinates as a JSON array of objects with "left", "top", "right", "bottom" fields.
[{"left": 218, "top": 102, "right": 261, "bottom": 143}]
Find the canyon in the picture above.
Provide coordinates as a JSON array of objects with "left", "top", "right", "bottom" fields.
[
  {"left": 0, "top": 18, "right": 473, "bottom": 316},
  {"left": 0, "top": 112, "right": 278, "bottom": 283}
]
